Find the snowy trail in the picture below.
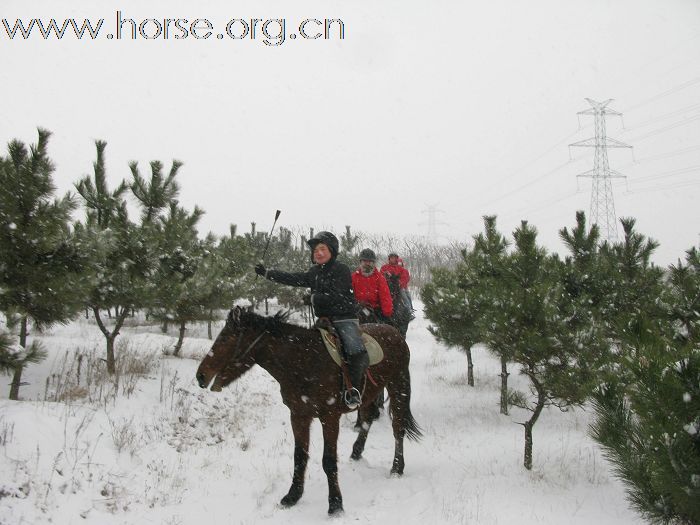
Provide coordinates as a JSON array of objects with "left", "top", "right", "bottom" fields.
[{"left": 0, "top": 306, "right": 643, "bottom": 524}]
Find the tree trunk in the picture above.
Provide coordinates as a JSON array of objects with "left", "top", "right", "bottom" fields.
[
  {"left": 161, "top": 320, "right": 168, "bottom": 334},
  {"left": 207, "top": 310, "right": 213, "bottom": 340},
  {"left": 466, "top": 346, "right": 474, "bottom": 387},
  {"left": 499, "top": 357, "right": 509, "bottom": 415},
  {"left": 106, "top": 334, "right": 116, "bottom": 375},
  {"left": 173, "top": 319, "right": 186, "bottom": 357},
  {"left": 93, "top": 306, "right": 129, "bottom": 375},
  {"left": 522, "top": 372, "right": 546, "bottom": 470},
  {"left": 9, "top": 317, "right": 29, "bottom": 400},
  {"left": 524, "top": 421, "right": 534, "bottom": 470},
  {"left": 265, "top": 297, "right": 269, "bottom": 315}
]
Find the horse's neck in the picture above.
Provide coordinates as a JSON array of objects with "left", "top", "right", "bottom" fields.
[{"left": 255, "top": 328, "right": 320, "bottom": 379}]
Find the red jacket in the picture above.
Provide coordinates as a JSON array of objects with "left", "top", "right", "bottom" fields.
[
  {"left": 352, "top": 268, "right": 393, "bottom": 317},
  {"left": 380, "top": 263, "right": 410, "bottom": 289}
]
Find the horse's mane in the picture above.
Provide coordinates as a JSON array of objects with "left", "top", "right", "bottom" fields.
[{"left": 235, "top": 308, "right": 299, "bottom": 336}]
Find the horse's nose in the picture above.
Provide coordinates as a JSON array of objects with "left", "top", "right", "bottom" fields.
[{"left": 196, "top": 371, "right": 207, "bottom": 388}]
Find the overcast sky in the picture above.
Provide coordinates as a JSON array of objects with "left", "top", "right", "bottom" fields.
[{"left": 2, "top": 0, "right": 699, "bottom": 266}]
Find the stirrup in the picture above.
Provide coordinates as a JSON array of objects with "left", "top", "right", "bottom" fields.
[{"left": 344, "top": 387, "right": 361, "bottom": 410}]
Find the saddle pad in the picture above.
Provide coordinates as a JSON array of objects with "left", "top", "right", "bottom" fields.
[{"left": 319, "top": 328, "right": 384, "bottom": 366}]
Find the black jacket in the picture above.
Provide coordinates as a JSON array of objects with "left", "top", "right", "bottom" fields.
[{"left": 266, "top": 260, "right": 358, "bottom": 320}]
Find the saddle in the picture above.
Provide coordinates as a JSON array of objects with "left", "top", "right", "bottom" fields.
[{"left": 316, "top": 324, "right": 384, "bottom": 366}]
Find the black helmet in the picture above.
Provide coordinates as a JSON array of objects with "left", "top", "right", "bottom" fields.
[
  {"left": 359, "top": 248, "right": 376, "bottom": 262},
  {"left": 307, "top": 231, "right": 339, "bottom": 259}
]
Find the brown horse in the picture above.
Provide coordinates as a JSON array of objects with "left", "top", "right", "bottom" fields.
[{"left": 195, "top": 306, "right": 421, "bottom": 515}]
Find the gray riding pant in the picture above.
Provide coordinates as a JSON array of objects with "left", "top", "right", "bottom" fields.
[{"left": 332, "top": 319, "right": 366, "bottom": 357}]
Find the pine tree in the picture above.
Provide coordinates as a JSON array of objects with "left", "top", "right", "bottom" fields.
[
  {"left": 74, "top": 141, "right": 154, "bottom": 374},
  {"left": 590, "top": 244, "right": 700, "bottom": 524},
  {"left": 339, "top": 225, "right": 359, "bottom": 262},
  {"left": 148, "top": 201, "right": 207, "bottom": 356},
  {"left": 197, "top": 227, "right": 251, "bottom": 339},
  {"left": 597, "top": 217, "right": 666, "bottom": 389},
  {"left": 500, "top": 221, "right": 608, "bottom": 469},
  {"left": 471, "top": 216, "right": 513, "bottom": 413},
  {"left": 0, "top": 129, "right": 84, "bottom": 399},
  {"left": 422, "top": 251, "right": 482, "bottom": 386}
]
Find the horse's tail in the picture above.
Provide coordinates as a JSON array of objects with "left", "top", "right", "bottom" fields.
[{"left": 391, "top": 364, "right": 423, "bottom": 442}]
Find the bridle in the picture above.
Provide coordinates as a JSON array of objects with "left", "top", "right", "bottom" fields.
[{"left": 229, "top": 323, "right": 267, "bottom": 364}]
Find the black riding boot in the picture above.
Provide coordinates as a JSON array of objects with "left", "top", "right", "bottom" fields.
[{"left": 345, "top": 351, "right": 369, "bottom": 410}]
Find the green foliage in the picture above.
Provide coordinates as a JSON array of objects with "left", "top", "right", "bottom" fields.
[
  {"left": 0, "top": 128, "right": 86, "bottom": 327},
  {"left": 667, "top": 247, "right": 700, "bottom": 345},
  {"left": 424, "top": 213, "right": 613, "bottom": 468},
  {"left": 74, "top": 141, "right": 154, "bottom": 315},
  {"left": 503, "top": 220, "right": 608, "bottom": 410},
  {"left": 0, "top": 332, "right": 47, "bottom": 375},
  {"left": 590, "top": 245, "right": 700, "bottom": 525},
  {"left": 130, "top": 159, "right": 181, "bottom": 223},
  {"left": 469, "top": 216, "right": 514, "bottom": 362},
  {"left": 75, "top": 140, "right": 129, "bottom": 229},
  {"left": 422, "top": 264, "right": 480, "bottom": 352},
  {"left": 590, "top": 341, "right": 700, "bottom": 524},
  {"left": 147, "top": 201, "right": 209, "bottom": 326},
  {"left": 338, "top": 225, "right": 359, "bottom": 262},
  {"left": 269, "top": 227, "right": 309, "bottom": 311}
]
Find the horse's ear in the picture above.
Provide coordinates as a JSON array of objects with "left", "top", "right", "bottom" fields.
[{"left": 228, "top": 306, "right": 242, "bottom": 324}]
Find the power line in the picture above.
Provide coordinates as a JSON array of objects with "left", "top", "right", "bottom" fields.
[
  {"left": 625, "top": 114, "right": 700, "bottom": 143},
  {"left": 479, "top": 159, "right": 573, "bottom": 210},
  {"left": 620, "top": 102, "right": 700, "bottom": 132},
  {"left": 621, "top": 75, "right": 700, "bottom": 114}
]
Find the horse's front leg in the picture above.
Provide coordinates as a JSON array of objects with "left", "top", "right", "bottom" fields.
[
  {"left": 320, "top": 414, "right": 343, "bottom": 515},
  {"left": 280, "top": 412, "right": 312, "bottom": 508}
]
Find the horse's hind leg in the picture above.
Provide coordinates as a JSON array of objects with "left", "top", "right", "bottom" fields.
[
  {"left": 389, "top": 412, "right": 406, "bottom": 475},
  {"left": 387, "top": 366, "right": 422, "bottom": 476},
  {"left": 280, "top": 413, "right": 312, "bottom": 508},
  {"left": 320, "top": 414, "right": 343, "bottom": 515}
]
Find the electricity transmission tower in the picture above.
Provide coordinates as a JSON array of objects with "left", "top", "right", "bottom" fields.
[
  {"left": 569, "top": 98, "right": 632, "bottom": 242},
  {"left": 420, "top": 204, "right": 446, "bottom": 244}
]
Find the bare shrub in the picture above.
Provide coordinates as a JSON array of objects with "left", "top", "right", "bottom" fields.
[
  {"left": 108, "top": 416, "right": 138, "bottom": 456},
  {"left": 45, "top": 339, "right": 159, "bottom": 405},
  {"left": 0, "top": 415, "right": 14, "bottom": 447}
]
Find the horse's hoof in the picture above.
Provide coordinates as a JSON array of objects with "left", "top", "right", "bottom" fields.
[
  {"left": 280, "top": 492, "right": 302, "bottom": 508},
  {"left": 350, "top": 446, "right": 363, "bottom": 460},
  {"left": 390, "top": 468, "right": 404, "bottom": 477},
  {"left": 328, "top": 497, "right": 344, "bottom": 515}
]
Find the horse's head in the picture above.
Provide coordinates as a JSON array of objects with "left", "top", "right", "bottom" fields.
[
  {"left": 196, "top": 307, "right": 290, "bottom": 391},
  {"left": 196, "top": 306, "right": 259, "bottom": 391},
  {"left": 384, "top": 273, "right": 401, "bottom": 298}
]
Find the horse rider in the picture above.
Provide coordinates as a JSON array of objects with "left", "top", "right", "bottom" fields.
[
  {"left": 380, "top": 252, "right": 414, "bottom": 318},
  {"left": 255, "top": 231, "right": 369, "bottom": 410},
  {"left": 352, "top": 248, "right": 393, "bottom": 426},
  {"left": 352, "top": 248, "right": 393, "bottom": 324}
]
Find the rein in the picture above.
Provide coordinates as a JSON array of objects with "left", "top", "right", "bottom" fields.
[{"left": 234, "top": 329, "right": 267, "bottom": 362}]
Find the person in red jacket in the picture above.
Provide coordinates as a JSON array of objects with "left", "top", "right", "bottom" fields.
[
  {"left": 381, "top": 252, "right": 414, "bottom": 316},
  {"left": 352, "top": 248, "right": 393, "bottom": 323}
]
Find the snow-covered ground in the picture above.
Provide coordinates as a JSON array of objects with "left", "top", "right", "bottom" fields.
[{"left": 0, "top": 304, "right": 643, "bottom": 524}]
